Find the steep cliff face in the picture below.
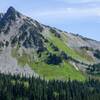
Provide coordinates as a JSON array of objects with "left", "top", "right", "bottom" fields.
[{"left": 0, "top": 7, "right": 100, "bottom": 80}]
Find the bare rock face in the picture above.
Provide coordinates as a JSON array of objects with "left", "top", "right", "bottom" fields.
[
  {"left": 0, "top": 47, "right": 37, "bottom": 77},
  {"left": 0, "top": 7, "right": 45, "bottom": 51},
  {"left": 65, "top": 32, "right": 100, "bottom": 50},
  {"left": 0, "top": 7, "right": 45, "bottom": 77}
]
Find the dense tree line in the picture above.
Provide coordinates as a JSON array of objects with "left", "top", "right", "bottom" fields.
[{"left": 0, "top": 73, "right": 99, "bottom": 100}]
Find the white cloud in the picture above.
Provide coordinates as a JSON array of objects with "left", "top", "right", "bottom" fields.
[{"left": 31, "top": 7, "right": 100, "bottom": 20}]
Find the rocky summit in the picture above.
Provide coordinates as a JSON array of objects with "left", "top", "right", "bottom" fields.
[{"left": 0, "top": 7, "right": 100, "bottom": 80}]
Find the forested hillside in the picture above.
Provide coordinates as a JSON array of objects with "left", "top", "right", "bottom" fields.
[{"left": 0, "top": 73, "right": 100, "bottom": 100}]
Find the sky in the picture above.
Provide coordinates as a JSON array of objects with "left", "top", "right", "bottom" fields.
[{"left": 0, "top": 0, "right": 100, "bottom": 41}]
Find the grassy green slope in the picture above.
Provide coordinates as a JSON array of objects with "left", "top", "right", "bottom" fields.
[
  {"left": 41, "top": 29, "right": 93, "bottom": 63},
  {"left": 12, "top": 49, "right": 86, "bottom": 81},
  {"left": 12, "top": 48, "right": 86, "bottom": 81},
  {"left": 49, "top": 33, "right": 93, "bottom": 63},
  {"left": 31, "top": 61, "right": 86, "bottom": 81}
]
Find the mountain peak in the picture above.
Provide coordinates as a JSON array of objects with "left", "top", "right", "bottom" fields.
[
  {"left": 7, "top": 6, "right": 16, "bottom": 14},
  {"left": 2, "top": 6, "right": 21, "bottom": 21}
]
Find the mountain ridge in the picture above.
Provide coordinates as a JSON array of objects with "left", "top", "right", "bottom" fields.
[{"left": 0, "top": 6, "right": 100, "bottom": 80}]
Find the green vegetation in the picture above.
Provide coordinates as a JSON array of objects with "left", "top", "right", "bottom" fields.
[
  {"left": 0, "top": 73, "right": 100, "bottom": 100},
  {"left": 31, "top": 61, "right": 86, "bottom": 81},
  {"left": 49, "top": 33, "right": 94, "bottom": 63},
  {"left": 11, "top": 47, "right": 86, "bottom": 81},
  {"left": 12, "top": 47, "right": 31, "bottom": 66},
  {"left": 87, "top": 63, "right": 100, "bottom": 75}
]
